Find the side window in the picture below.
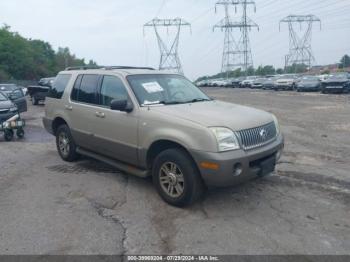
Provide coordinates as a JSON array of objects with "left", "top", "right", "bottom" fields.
[
  {"left": 71, "top": 75, "right": 83, "bottom": 101},
  {"left": 99, "top": 76, "right": 128, "bottom": 106},
  {"left": 72, "top": 74, "right": 100, "bottom": 104},
  {"left": 48, "top": 74, "right": 70, "bottom": 99}
]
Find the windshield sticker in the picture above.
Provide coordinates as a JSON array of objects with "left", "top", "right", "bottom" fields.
[{"left": 142, "top": 82, "right": 164, "bottom": 93}]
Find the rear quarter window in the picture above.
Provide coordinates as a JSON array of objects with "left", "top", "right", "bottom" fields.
[{"left": 48, "top": 74, "right": 71, "bottom": 99}]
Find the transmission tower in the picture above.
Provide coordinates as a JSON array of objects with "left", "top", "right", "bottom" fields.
[
  {"left": 213, "top": 0, "right": 259, "bottom": 75},
  {"left": 280, "top": 15, "right": 321, "bottom": 69},
  {"left": 144, "top": 18, "right": 191, "bottom": 75}
]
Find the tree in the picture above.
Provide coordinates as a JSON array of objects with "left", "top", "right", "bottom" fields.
[
  {"left": 0, "top": 25, "right": 98, "bottom": 80},
  {"left": 339, "top": 54, "right": 350, "bottom": 69}
]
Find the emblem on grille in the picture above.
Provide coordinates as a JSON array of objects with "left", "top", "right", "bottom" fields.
[{"left": 259, "top": 129, "right": 267, "bottom": 139}]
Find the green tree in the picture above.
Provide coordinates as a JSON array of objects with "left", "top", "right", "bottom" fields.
[
  {"left": 339, "top": 54, "right": 350, "bottom": 68},
  {"left": 0, "top": 25, "right": 98, "bottom": 80}
]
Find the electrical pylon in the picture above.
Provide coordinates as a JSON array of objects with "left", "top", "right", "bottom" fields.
[
  {"left": 280, "top": 15, "right": 321, "bottom": 68},
  {"left": 144, "top": 18, "right": 191, "bottom": 75},
  {"left": 213, "top": 0, "right": 259, "bottom": 75}
]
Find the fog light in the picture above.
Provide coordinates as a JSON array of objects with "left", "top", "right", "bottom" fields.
[{"left": 233, "top": 163, "right": 243, "bottom": 177}]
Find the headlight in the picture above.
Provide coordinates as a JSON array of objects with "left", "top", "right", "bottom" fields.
[
  {"left": 9, "top": 107, "right": 18, "bottom": 112},
  {"left": 210, "top": 127, "right": 240, "bottom": 152},
  {"left": 272, "top": 115, "right": 280, "bottom": 135}
]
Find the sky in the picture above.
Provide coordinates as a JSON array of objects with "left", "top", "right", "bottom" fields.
[{"left": 0, "top": 0, "right": 349, "bottom": 80}]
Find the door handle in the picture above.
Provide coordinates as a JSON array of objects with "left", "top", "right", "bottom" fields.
[
  {"left": 65, "top": 105, "right": 73, "bottom": 111},
  {"left": 95, "top": 112, "right": 105, "bottom": 118}
]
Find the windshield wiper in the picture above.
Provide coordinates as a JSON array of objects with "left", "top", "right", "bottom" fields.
[
  {"left": 186, "top": 98, "right": 212, "bottom": 103},
  {"left": 143, "top": 100, "right": 183, "bottom": 106}
]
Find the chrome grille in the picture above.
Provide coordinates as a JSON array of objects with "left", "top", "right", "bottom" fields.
[{"left": 238, "top": 122, "right": 277, "bottom": 150}]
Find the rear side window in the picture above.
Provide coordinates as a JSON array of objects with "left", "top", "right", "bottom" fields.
[
  {"left": 71, "top": 74, "right": 100, "bottom": 104},
  {"left": 48, "top": 74, "right": 70, "bottom": 99}
]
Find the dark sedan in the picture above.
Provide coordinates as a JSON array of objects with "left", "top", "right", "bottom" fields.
[
  {"left": 0, "top": 84, "right": 27, "bottom": 113},
  {"left": 321, "top": 73, "right": 350, "bottom": 94},
  {"left": 296, "top": 76, "right": 321, "bottom": 92},
  {"left": 0, "top": 92, "right": 19, "bottom": 122}
]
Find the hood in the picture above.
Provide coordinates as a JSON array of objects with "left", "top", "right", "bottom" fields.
[
  {"left": 0, "top": 100, "right": 14, "bottom": 109},
  {"left": 324, "top": 78, "right": 348, "bottom": 84},
  {"left": 150, "top": 100, "right": 273, "bottom": 131},
  {"left": 276, "top": 78, "right": 294, "bottom": 83},
  {"left": 299, "top": 81, "right": 319, "bottom": 86}
]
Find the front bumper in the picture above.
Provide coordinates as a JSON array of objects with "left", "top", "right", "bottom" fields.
[{"left": 190, "top": 134, "right": 284, "bottom": 187}]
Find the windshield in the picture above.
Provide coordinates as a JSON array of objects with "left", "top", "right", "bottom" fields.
[
  {"left": 301, "top": 76, "right": 319, "bottom": 81},
  {"left": 0, "top": 92, "right": 8, "bottom": 101},
  {"left": 127, "top": 74, "right": 211, "bottom": 106},
  {"left": 0, "top": 84, "right": 17, "bottom": 92},
  {"left": 329, "top": 74, "right": 349, "bottom": 80}
]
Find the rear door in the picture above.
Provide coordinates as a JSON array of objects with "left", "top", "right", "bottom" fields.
[
  {"left": 91, "top": 75, "right": 139, "bottom": 166},
  {"left": 69, "top": 74, "right": 102, "bottom": 151}
]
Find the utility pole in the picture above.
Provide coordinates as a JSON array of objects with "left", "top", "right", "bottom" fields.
[
  {"left": 214, "top": 0, "right": 259, "bottom": 77},
  {"left": 144, "top": 18, "right": 191, "bottom": 75},
  {"left": 280, "top": 15, "right": 321, "bottom": 70}
]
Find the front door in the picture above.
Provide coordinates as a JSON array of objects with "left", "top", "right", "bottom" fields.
[{"left": 92, "top": 75, "right": 139, "bottom": 166}]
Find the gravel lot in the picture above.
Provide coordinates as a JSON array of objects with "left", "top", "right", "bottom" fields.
[{"left": 0, "top": 89, "right": 349, "bottom": 255}]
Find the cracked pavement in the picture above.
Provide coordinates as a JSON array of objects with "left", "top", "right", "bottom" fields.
[{"left": 0, "top": 89, "right": 349, "bottom": 255}]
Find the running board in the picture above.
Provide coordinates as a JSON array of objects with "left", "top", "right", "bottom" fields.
[{"left": 76, "top": 147, "right": 149, "bottom": 178}]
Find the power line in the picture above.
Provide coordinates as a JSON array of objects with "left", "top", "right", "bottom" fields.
[
  {"left": 144, "top": 18, "right": 191, "bottom": 75},
  {"left": 213, "top": 0, "right": 259, "bottom": 76}
]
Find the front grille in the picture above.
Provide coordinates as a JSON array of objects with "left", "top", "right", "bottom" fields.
[{"left": 238, "top": 122, "right": 277, "bottom": 150}]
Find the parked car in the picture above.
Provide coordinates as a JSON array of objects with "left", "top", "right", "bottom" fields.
[
  {"left": 211, "top": 79, "right": 227, "bottom": 87},
  {"left": 240, "top": 77, "right": 256, "bottom": 88},
  {"left": 0, "top": 84, "right": 27, "bottom": 113},
  {"left": 262, "top": 77, "right": 279, "bottom": 90},
  {"left": 0, "top": 91, "right": 19, "bottom": 123},
  {"left": 43, "top": 66, "right": 284, "bottom": 207},
  {"left": 296, "top": 76, "right": 321, "bottom": 92},
  {"left": 250, "top": 78, "right": 266, "bottom": 89},
  {"left": 27, "top": 77, "right": 56, "bottom": 105},
  {"left": 231, "top": 77, "right": 245, "bottom": 88},
  {"left": 321, "top": 73, "right": 350, "bottom": 94},
  {"left": 273, "top": 75, "right": 297, "bottom": 91}
]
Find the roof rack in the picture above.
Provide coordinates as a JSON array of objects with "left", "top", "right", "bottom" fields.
[
  {"left": 65, "top": 66, "right": 155, "bottom": 71},
  {"left": 65, "top": 66, "right": 103, "bottom": 71}
]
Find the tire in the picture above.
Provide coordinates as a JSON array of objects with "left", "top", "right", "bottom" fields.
[
  {"left": 152, "top": 148, "right": 205, "bottom": 207},
  {"left": 32, "top": 96, "right": 38, "bottom": 105},
  {"left": 16, "top": 128, "right": 25, "bottom": 138},
  {"left": 4, "top": 130, "right": 14, "bottom": 142},
  {"left": 56, "top": 125, "right": 79, "bottom": 162}
]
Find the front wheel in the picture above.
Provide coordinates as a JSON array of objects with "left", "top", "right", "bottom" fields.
[
  {"left": 4, "top": 130, "right": 14, "bottom": 141},
  {"left": 16, "top": 128, "right": 25, "bottom": 138},
  {"left": 152, "top": 148, "right": 205, "bottom": 207},
  {"left": 56, "top": 125, "right": 79, "bottom": 162}
]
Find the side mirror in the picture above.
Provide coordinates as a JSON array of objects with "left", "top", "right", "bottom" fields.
[{"left": 110, "top": 99, "right": 133, "bottom": 113}]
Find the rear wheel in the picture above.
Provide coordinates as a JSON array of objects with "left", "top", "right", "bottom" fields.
[
  {"left": 4, "top": 130, "right": 14, "bottom": 141},
  {"left": 32, "top": 96, "right": 38, "bottom": 105},
  {"left": 152, "top": 148, "right": 205, "bottom": 207},
  {"left": 56, "top": 125, "right": 79, "bottom": 162}
]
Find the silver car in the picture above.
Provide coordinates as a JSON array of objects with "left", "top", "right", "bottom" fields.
[{"left": 43, "top": 66, "right": 284, "bottom": 206}]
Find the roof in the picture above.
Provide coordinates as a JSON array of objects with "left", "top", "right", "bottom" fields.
[{"left": 60, "top": 66, "right": 178, "bottom": 77}]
